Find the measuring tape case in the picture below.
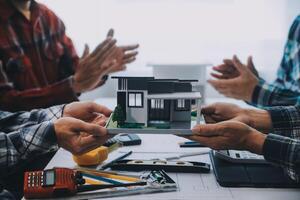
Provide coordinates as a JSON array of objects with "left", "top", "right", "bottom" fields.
[{"left": 109, "top": 159, "right": 210, "bottom": 173}]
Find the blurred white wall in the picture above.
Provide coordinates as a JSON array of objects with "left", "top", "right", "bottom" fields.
[{"left": 39, "top": 0, "right": 300, "bottom": 99}]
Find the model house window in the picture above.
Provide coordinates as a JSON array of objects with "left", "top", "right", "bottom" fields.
[
  {"left": 128, "top": 92, "right": 143, "bottom": 107},
  {"left": 151, "top": 99, "right": 164, "bottom": 109},
  {"left": 175, "top": 99, "right": 190, "bottom": 111}
]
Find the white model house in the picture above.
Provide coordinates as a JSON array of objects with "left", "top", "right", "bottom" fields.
[{"left": 112, "top": 76, "right": 202, "bottom": 129}]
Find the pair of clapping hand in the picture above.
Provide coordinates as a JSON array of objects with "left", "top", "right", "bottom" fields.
[{"left": 72, "top": 29, "right": 139, "bottom": 93}]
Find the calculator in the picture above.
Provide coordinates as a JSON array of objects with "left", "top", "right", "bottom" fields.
[
  {"left": 105, "top": 133, "right": 142, "bottom": 146},
  {"left": 214, "top": 150, "right": 267, "bottom": 164}
]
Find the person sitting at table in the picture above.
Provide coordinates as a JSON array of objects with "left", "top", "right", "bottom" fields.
[
  {"left": 189, "top": 102, "right": 300, "bottom": 182},
  {"left": 208, "top": 15, "right": 300, "bottom": 107},
  {"left": 0, "top": 0, "right": 139, "bottom": 111},
  {"left": 0, "top": 101, "right": 112, "bottom": 199}
]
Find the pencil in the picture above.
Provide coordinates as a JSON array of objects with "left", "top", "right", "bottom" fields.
[
  {"left": 82, "top": 173, "right": 122, "bottom": 184},
  {"left": 84, "top": 178, "right": 105, "bottom": 185},
  {"left": 80, "top": 170, "right": 140, "bottom": 182}
]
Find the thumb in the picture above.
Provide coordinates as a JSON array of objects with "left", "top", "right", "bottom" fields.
[
  {"left": 247, "top": 56, "right": 259, "bottom": 77},
  {"left": 201, "top": 104, "right": 216, "bottom": 115},
  {"left": 81, "top": 44, "right": 90, "bottom": 59},
  {"left": 232, "top": 55, "right": 246, "bottom": 73},
  {"left": 107, "top": 28, "right": 114, "bottom": 38}
]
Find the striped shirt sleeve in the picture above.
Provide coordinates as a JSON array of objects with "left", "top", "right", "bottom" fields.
[
  {"left": 263, "top": 106, "right": 300, "bottom": 182},
  {"left": 0, "top": 105, "right": 64, "bottom": 176},
  {"left": 251, "top": 79, "right": 300, "bottom": 107},
  {"left": 263, "top": 134, "right": 300, "bottom": 182},
  {"left": 0, "top": 105, "right": 64, "bottom": 133}
]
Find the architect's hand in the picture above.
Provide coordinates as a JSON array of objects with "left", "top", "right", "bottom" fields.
[
  {"left": 105, "top": 44, "right": 139, "bottom": 74},
  {"left": 102, "top": 29, "right": 139, "bottom": 75},
  {"left": 73, "top": 37, "right": 118, "bottom": 93},
  {"left": 202, "top": 102, "right": 272, "bottom": 133},
  {"left": 188, "top": 121, "right": 266, "bottom": 154},
  {"left": 211, "top": 59, "right": 240, "bottom": 79},
  {"left": 202, "top": 103, "right": 250, "bottom": 125},
  {"left": 63, "top": 101, "right": 112, "bottom": 126},
  {"left": 54, "top": 117, "right": 109, "bottom": 155},
  {"left": 208, "top": 55, "right": 259, "bottom": 102},
  {"left": 211, "top": 56, "right": 259, "bottom": 79}
]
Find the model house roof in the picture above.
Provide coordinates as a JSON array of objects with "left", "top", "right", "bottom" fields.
[{"left": 112, "top": 76, "right": 199, "bottom": 94}]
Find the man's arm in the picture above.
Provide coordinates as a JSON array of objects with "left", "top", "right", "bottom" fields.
[
  {"left": 0, "top": 105, "right": 64, "bottom": 175},
  {"left": 263, "top": 134, "right": 300, "bottom": 182},
  {"left": 0, "top": 78, "right": 78, "bottom": 112},
  {"left": 266, "top": 105, "right": 300, "bottom": 139},
  {"left": 0, "top": 22, "right": 80, "bottom": 112},
  {"left": 0, "top": 121, "right": 58, "bottom": 176},
  {"left": 0, "top": 105, "right": 64, "bottom": 133},
  {"left": 251, "top": 79, "right": 300, "bottom": 107},
  {"left": 0, "top": 101, "right": 112, "bottom": 176}
]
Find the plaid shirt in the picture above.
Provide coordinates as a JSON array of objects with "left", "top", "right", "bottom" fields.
[
  {"left": 0, "top": 105, "right": 63, "bottom": 177},
  {"left": 264, "top": 106, "right": 300, "bottom": 182},
  {"left": 251, "top": 15, "right": 300, "bottom": 107},
  {"left": 0, "top": 0, "right": 79, "bottom": 112}
]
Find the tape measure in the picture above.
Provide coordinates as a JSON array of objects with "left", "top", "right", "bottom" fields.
[{"left": 73, "top": 143, "right": 120, "bottom": 166}]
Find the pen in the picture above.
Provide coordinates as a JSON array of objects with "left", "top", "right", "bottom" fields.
[
  {"left": 76, "top": 167, "right": 140, "bottom": 178},
  {"left": 179, "top": 141, "right": 207, "bottom": 148},
  {"left": 164, "top": 151, "right": 210, "bottom": 161},
  {"left": 100, "top": 151, "right": 133, "bottom": 170},
  {"left": 151, "top": 151, "right": 210, "bottom": 161}
]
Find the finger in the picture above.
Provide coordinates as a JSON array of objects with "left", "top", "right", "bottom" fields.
[
  {"left": 212, "top": 64, "right": 235, "bottom": 74},
  {"left": 81, "top": 44, "right": 90, "bottom": 59},
  {"left": 120, "top": 44, "right": 139, "bottom": 51},
  {"left": 90, "top": 38, "right": 116, "bottom": 59},
  {"left": 123, "top": 51, "right": 138, "bottom": 60},
  {"left": 192, "top": 124, "right": 220, "bottom": 136},
  {"left": 210, "top": 72, "right": 229, "bottom": 79},
  {"left": 88, "top": 102, "right": 112, "bottom": 117},
  {"left": 247, "top": 56, "right": 259, "bottom": 76},
  {"left": 107, "top": 28, "right": 114, "bottom": 38},
  {"left": 92, "top": 46, "right": 119, "bottom": 71},
  {"left": 187, "top": 135, "right": 225, "bottom": 150},
  {"left": 201, "top": 104, "right": 216, "bottom": 115},
  {"left": 78, "top": 135, "right": 110, "bottom": 154},
  {"left": 203, "top": 115, "right": 217, "bottom": 124},
  {"left": 97, "top": 120, "right": 107, "bottom": 127},
  {"left": 223, "top": 59, "right": 234, "bottom": 66},
  {"left": 90, "top": 38, "right": 111, "bottom": 57},
  {"left": 187, "top": 135, "right": 214, "bottom": 146},
  {"left": 75, "top": 120, "right": 108, "bottom": 137},
  {"left": 232, "top": 55, "right": 246, "bottom": 73}
]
